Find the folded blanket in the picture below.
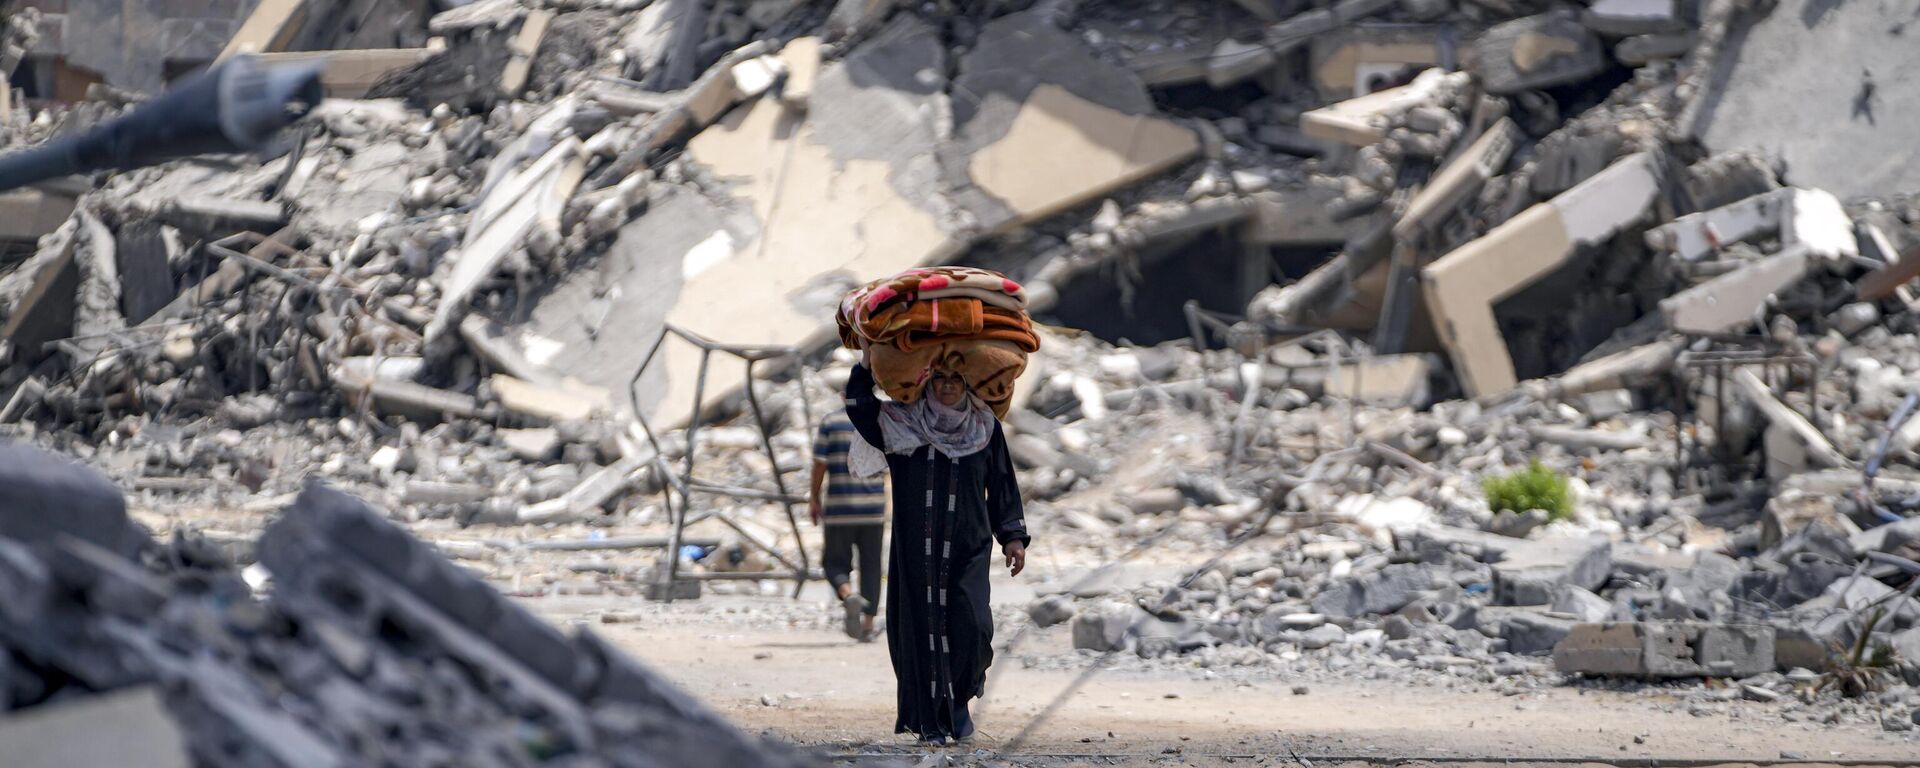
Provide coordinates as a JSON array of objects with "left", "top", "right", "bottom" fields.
[
  {"left": 837, "top": 297, "right": 985, "bottom": 349},
  {"left": 839, "top": 267, "right": 1027, "bottom": 349},
  {"left": 897, "top": 306, "right": 1039, "bottom": 353},
  {"left": 869, "top": 339, "right": 1029, "bottom": 419}
]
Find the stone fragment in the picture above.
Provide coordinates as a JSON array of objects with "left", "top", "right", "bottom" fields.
[
  {"left": 1029, "top": 595, "right": 1075, "bottom": 628},
  {"left": 1471, "top": 12, "right": 1608, "bottom": 95},
  {"left": 1552, "top": 585, "right": 1613, "bottom": 623},
  {"left": 1504, "top": 611, "right": 1576, "bottom": 656},
  {"left": 1072, "top": 601, "right": 1147, "bottom": 652},
  {"left": 1492, "top": 535, "right": 1612, "bottom": 606}
]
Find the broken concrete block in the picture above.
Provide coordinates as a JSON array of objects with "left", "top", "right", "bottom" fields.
[
  {"left": 1583, "top": 0, "right": 1685, "bottom": 36},
  {"left": 1553, "top": 585, "right": 1614, "bottom": 623},
  {"left": 1324, "top": 354, "right": 1433, "bottom": 407},
  {"left": 491, "top": 374, "right": 603, "bottom": 424},
  {"left": 1771, "top": 623, "right": 1831, "bottom": 671},
  {"left": 1615, "top": 32, "right": 1694, "bottom": 65},
  {"left": 1208, "top": 38, "right": 1277, "bottom": 88},
  {"left": 1421, "top": 153, "right": 1660, "bottom": 398},
  {"left": 625, "top": 0, "right": 707, "bottom": 90},
  {"left": 1555, "top": 622, "right": 1775, "bottom": 678},
  {"left": 1246, "top": 186, "right": 1356, "bottom": 245},
  {"left": 1660, "top": 246, "right": 1812, "bottom": 335},
  {"left": 1125, "top": 46, "right": 1210, "bottom": 87},
  {"left": 1647, "top": 187, "right": 1789, "bottom": 262},
  {"left": 1300, "top": 68, "right": 1462, "bottom": 147},
  {"left": 0, "top": 444, "right": 144, "bottom": 558},
  {"left": 1306, "top": 24, "right": 1448, "bottom": 98},
  {"left": 432, "top": 137, "right": 586, "bottom": 340},
  {"left": 1826, "top": 302, "right": 1880, "bottom": 336},
  {"left": 0, "top": 238, "right": 78, "bottom": 367},
  {"left": 1394, "top": 118, "right": 1519, "bottom": 241},
  {"left": 1760, "top": 493, "right": 1859, "bottom": 554},
  {"left": 1267, "top": 10, "right": 1337, "bottom": 54},
  {"left": 777, "top": 37, "right": 822, "bottom": 108},
  {"left": 1492, "top": 535, "right": 1612, "bottom": 606},
  {"left": 1312, "top": 564, "right": 1447, "bottom": 618},
  {"left": 0, "top": 686, "right": 190, "bottom": 768},
  {"left": 1504, "top": 611, "right": 1576, "bottom": 655},
  {"left": 1072, "top": 601, "right": 1148, "bottom": 652},
  {"left": 1471, "top": 11, "right": 1608, "bottom": 95},
  {"left": 499, "top": 428, "right": 562, "bottom": 462},
  {"left": 1029, "top": 595, "right": 1075, "bottom": 628}
]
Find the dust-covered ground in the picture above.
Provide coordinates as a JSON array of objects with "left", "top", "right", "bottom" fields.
[{"left": 526, "top": 576, "right": 1920, "bottom": 767}]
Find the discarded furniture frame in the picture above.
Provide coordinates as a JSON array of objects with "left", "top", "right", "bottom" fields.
[
  {"left": 1670, "top": 339, "right": 1820, "bottom": 492},
  {"left": 627, "top": 324, "right": 814, "bottom": 600}
]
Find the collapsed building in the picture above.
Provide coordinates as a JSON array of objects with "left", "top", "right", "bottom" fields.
[{"left": 0, "top": 0, "right": 1919, "bottom": 744}]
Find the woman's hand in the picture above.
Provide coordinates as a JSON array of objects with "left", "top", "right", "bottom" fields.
[{"left": 1002, "top": 541, "right": 1026, "bottom": 576}]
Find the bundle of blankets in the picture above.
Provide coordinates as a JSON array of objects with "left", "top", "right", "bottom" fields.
[{"left": 836, "top": 267, "right": 1041, "bottom": 418}]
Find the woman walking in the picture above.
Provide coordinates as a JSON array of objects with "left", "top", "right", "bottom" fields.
[{"left": 843, "top": 358, "right": 1030, "bottom": 745}]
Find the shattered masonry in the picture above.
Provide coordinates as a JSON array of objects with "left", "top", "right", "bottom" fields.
[{"left": 2, "top": 0, "right": 1920, "bottom": 754}]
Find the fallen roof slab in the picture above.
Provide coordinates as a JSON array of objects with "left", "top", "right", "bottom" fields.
[{"left": 1421, "top": 153, "right": 1661, "bottom": 399}]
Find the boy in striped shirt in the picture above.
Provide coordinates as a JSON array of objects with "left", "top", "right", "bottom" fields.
[{"left": 810, "top": 409, "right": 888, "bottom": 640}]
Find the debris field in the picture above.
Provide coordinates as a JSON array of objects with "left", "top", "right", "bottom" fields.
[{"left": 2, "top": 0, "right": 1920, "bottom": 763}]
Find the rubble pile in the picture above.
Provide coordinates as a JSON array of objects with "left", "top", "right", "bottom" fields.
[
  {"left": 0, "top": 0, "right": 1917, "bottom": 725},
  {"left": 0, "top": 444, "right": 805, "bottom": 767}
]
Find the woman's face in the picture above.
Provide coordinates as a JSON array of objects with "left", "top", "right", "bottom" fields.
[{"left": 929, "top": 371, "right": 968, "bottom": 408}]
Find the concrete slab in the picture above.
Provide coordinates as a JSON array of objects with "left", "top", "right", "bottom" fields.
[
  {"left": 1693, "top": 0, "right": 1920, "bottom": 199},
  {"left": 965, "top": 84, "right": 1199, "bottom": 226},
  {"left": 1421, "top": 153, "right": 1659, "bottom": 398},
  {"left": 1307, "top": 25, "right": 1448, "bottom": 99},
  {"left": 1300, "top": 68, "right": 1461, "bottom": 146},
  {"left": 491, "top": 374, "right": 604, "bottom": 424},
  {"left": 1324, "top": 354, "right": 1433, "bottom": 407},
  {"left": 530, "top": 12, "right": 1197, "bottom": 426},
  {"left": 954, "top": 11, "right": 1198, "bottom": 230},
  {"left": 1648, "top": 187, "right": 1789, "bottom": 262},
  {"left": 1659, "top": 245, "right": 1811, "bottom": 335}
]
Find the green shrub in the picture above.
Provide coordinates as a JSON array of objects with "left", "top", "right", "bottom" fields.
[{"left": 1482, "top": 460, "right": 1573, "bottom": 521}]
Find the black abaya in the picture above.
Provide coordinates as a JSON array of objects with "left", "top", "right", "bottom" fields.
[{"left": 843, "top": 364, "right": 1030, "bottom": 741}]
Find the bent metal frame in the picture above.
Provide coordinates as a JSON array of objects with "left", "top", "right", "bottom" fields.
[{"left": 627, "top": 324, "right": 815, "bottom": 600}]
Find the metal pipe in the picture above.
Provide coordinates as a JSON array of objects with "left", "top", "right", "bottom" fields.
[{"left": 0, "top": 55, "right": 325, "bottom": 193}]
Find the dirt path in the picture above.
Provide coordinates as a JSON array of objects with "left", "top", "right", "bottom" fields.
[{"left": 528, "top": 599, "right": 1920, "bottom": 765}]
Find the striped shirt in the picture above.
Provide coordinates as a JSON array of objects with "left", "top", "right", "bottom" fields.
[{"left": 813, "top": 410, "right": 887, "bottom": 524}]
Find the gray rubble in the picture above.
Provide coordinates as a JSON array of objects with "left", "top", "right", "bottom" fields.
[{"left": 0, "top": 0, "right": 1917, "bottom": 737}]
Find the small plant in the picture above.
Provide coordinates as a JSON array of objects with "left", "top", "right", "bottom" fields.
[
  {"left": 1815, "top": 607, "right": 1899, "bottom": 698},
  {"left": 1482, "top": 460, "right": 1573, "bottom": 522}
]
